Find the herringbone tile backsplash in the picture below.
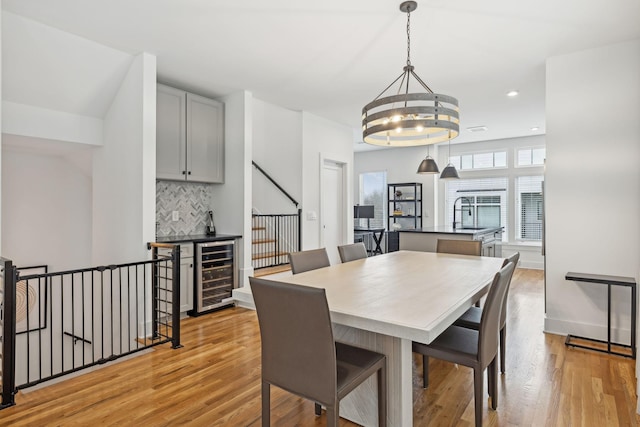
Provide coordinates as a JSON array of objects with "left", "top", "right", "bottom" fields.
[{"left": 156, "top": 181, "right": 214, "bottom": 237}]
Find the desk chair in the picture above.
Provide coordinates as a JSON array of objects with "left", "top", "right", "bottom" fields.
[
  {"left": 412, "top": 262, "right": 515, "bottom": 427},
  {"left": 436, "top": 238, "right": 482, "bottom": 256},
  {"left": 249, "top": 277, "right": 387, "bottom": 427},
  {"left": 288, "top": 248, "right": 330, "bottom": 274},
  {"left": 454, "top": 252, "right": 520, "bottom": 374},
  {"left": 337, "top": 242, "right": 368, "bottom": 263}
]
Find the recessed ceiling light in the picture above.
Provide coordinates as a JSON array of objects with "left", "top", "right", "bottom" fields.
[
  {"left": 467, "top": 126, "right": 488, "bottom": 132},
  {"left": 506, "top": 90, "right": 519, "bottom": 97},
  {"left": 530, "top": 126, "right": 540, "bottom": 131}
]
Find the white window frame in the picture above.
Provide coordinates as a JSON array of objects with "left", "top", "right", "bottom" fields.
[
  {"left": 449, "top": 149, "right": 508, "bottom": 171},
  {"left": 358, "top": 171, "right": 387, "bottom": 229},
  {"left": 515, "top": 146, "right": 546, "bottom": 168}
]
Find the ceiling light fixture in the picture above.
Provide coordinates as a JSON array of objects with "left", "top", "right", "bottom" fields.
[
  {"left": 530, "top": 126, "right": 540, "bottom": 131},
  {"left": 362, "top": 1, "right": 459, "bottom": 147},
  {"left": 467, "top": 125, "right": 488, "bottom": 132},
  {"left": 439, "top": 131, "right": 459, "bottom": 179},
  {"left": 416, "top": 144, "right": 440, "bottom": 174},
  {"left": 506, "top": 90, "right": 519, "bottom": 97}
]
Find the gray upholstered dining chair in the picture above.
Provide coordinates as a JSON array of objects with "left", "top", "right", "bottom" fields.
[
  {"left": 288, "top": 248, "right": 331, "bottom": 274},
  {"left": 412, "top": 262, "right": 516, "bottom": 427},
  {"left": 454, "top": 252, "right": 520, "bottom": 374},
  {"left": 337, "top": 242, "right": 368, "bottom": 263},
  {"left": 249, "top": 277, "right": 387, "bottom": 427},
  {"left": 436, "top": 238, "right": 482, "bottom": 256}
]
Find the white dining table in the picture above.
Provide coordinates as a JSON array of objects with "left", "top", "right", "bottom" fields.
[{"left": 234, "top": 250, "right": 505, "bottom": 427}]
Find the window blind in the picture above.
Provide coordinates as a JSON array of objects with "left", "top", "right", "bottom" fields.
[
  {"left": 516, "top": 176, "right": 543, "bottom": 240},
  {"left": 445, "top": 177, "right": 508, "bottom": 240}
]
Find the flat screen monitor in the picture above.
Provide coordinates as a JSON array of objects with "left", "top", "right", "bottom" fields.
[{"left": 354, "top": 205, "right": 375, "bottom": 219}]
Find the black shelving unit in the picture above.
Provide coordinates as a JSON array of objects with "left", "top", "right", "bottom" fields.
[{"left": 387, "top": 183, "right": 422, "bottom": 251}]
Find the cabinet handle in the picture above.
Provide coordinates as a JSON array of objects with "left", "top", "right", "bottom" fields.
[
  {"left": 182, "top": 171, "right": 186, "bottom": 175},
  {"left": 188, "top": 171, "right": 192, "bottom": 175}
]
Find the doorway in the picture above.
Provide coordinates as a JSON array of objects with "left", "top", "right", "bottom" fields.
[{"left": 321, "top": 158, "right": 347, "bottom": 265}]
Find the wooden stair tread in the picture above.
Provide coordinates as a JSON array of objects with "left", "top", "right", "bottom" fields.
[
  {"left": 254, "top": 264, "right": 292, "bottom": 277},
  {"left": 252, "top": 251, "right": 289, "bottom": 260},
  {"left": 252, "top": 239, "right": 276, "bottom": 244},
  {"left": 252, "top": 226, "right": 266, "bottom": 231}
]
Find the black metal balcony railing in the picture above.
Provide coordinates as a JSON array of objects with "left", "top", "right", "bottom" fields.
[{"left": 0, "top": 244, "right": 181, "bottom": 409}]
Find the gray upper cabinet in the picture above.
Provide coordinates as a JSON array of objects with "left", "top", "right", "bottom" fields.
[{"left": 156, "top": 84, "right": 225, "bottom": 183}]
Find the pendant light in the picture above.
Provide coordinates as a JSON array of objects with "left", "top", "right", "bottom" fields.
[
  {"left": 362, "top": 1, "right": 460, "bottom": 147},
  {"left": 416, "top": 144, "right": 439, "bottom": 174},
  {"left": 439, "top": 131, "right": 459, "bottom": 179}
]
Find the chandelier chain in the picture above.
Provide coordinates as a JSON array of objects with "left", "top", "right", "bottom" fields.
[{"left": 406, "top": 6, "right": 412, "bottom": 66}]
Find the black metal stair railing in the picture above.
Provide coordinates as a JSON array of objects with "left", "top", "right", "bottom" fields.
[
  {"left": 252, "top": 210, "right": 301, "bottom": 270},
  {"left": 251, "top": 160, "right": 302, "bottom": 270},
  {"left": 0, "top": 245, "right": 181, "bottom": 409}
]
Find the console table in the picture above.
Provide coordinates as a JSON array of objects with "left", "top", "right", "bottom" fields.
[{"left": 565, "top": 272, "right": 636, "bottom": 359}]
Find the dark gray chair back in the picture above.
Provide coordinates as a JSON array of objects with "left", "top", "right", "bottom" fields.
[
  {"left": 288, "top": 248, "right": 330, "bottom": 274},
  {"left": 250, "top": 277, "right": 337, "bottom": 404},
  {"left": 499, "top": 252, "right": 520, "bottom": 327},
  {"left": 478, "top": 262, "right": 515, "bottom": 366},
  {"left": 337, "top": 242, "right": 368, "bottom": 263},
  {"left": 436, "top": 239, "right": 482, "bottom": 256}
]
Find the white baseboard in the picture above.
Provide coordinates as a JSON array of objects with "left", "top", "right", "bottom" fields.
[{"left": 544, "top": 316, "right": 632, "bottom": 346}]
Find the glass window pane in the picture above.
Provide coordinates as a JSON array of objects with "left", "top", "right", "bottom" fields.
[
  {"left": 473, "top": 152, "right": 494, "bottom": 169},
  {"left": 461, "top": 154, "right": 473, "bottom": 170},
  {"left": 518, "top": 149, "right": 532, "bottom": 166},
  {"left": 360, "top": 171, "right": 387, "bottom": 228},
  {"left": 494, "top": 151, "right": 507, "bottom": 167},
  {"left": 532, "top": 148, "right": 546, "bottom": 165},
  {"left": 449, "top": 155, "right": 461, "bottom": 169}
]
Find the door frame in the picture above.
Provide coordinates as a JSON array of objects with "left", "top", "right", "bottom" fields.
[{"left": 319, "top": 154, "right": 351, "bottom": 249}]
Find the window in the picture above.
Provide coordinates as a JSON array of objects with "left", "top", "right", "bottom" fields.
[
  {"left": 517, "top": 147, "right": 545, "bottom": 167},
  {"left": 516, "top": 176, "right": 544, "bottom": 240},
  {"left": 449, "top": 151, "right": 507, "bottom": 171},
  {"left": 358, "top": 171, "right": 387, "bottom": 228},
  {"left": 445, "top": 177, "right": 508, "bottom": 240}
]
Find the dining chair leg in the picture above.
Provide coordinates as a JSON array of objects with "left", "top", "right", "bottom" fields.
[
  {"left": 261, "top": 381, "right": 270, "bottom": 427},
  {"left": 326, "top": 405, "right": 338, "bottom": 427},
  {"left": 422, "top": 355, "right": 429, "bottom": 388},
  {"left": 473, "top": 368, "right": 484, "bottom": 427},
  {"left": 489, "top": 360, "right": 498, "bottom": 410},
  {"left": 500, "top": 325, "right": 507, "bottom": 374},
  {"left": 378, "top": 364, "right": 387, "bottom": 427},
  {"left": 314, "top": 402, "right": 322, "bottom": 416}
]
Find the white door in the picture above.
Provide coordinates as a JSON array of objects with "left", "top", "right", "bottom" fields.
[{"left": 321, "top": 160, "right": 346, "bottom": 265}]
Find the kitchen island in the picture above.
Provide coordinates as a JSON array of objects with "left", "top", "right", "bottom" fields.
[{"left": 399, "top": 226, "right": 503, "bottom": 257}]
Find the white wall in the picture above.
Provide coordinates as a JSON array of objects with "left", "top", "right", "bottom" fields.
[
  {"left": 213, "top": 90, "right": 252, "bottom": 285},
  {"left": 354, "top": 145, "right": 439, "bottom": 227},
  {"left": 1, "top": 137, "right": 92, "bottom": 270},
  {"left": 301, "top": 112, "right": 354, "bottom": 251},
  {"left": 92, "top": 53, "right": 157, "bottom": 265},
  {"left": 252, "top": 99, "right": 302, "bottom": 215},
  {"left": 354, "top": 134, "right": 546, "bottom": 267},
  {"left": 545, "top": 40, "right": 640, "bottom": 343}
]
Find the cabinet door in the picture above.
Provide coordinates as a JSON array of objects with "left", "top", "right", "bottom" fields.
[
  {"left": 186, "top": 93, "right": 224, "bottom": 183},
  {"left": 180, "top": 258, "right": 194, "bottom": 312},
  {"left": 156, "top": 84, "right": 187, "bottom": 180}
]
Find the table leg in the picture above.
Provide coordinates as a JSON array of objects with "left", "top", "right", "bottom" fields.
[{"left": 333, "top": 324, "right": 413, "bottom": 427}]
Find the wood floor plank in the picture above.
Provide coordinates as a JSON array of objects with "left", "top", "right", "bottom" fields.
[{"left": 1, "top": 268, "right": 639, "bottom": 426}]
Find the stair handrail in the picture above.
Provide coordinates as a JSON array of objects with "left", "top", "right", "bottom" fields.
[{"left": 252, "top": 161, "right": 299, "bottom": 207}]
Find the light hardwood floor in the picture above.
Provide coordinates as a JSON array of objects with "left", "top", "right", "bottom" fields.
[{"left": 1, "top": 269, "right": 638, "bottom": 426}]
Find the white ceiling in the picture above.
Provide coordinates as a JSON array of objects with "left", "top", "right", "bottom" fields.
[{"left": 3, "top": 0, "right": 639, "bottom": 151}]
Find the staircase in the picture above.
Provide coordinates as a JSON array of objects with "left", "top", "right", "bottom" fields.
[
  {"left": 251, "top": 161, "right": 301, "bottom": 273},
  {"left": 251, "top": 212, "right": 300, "bottom": 272}
]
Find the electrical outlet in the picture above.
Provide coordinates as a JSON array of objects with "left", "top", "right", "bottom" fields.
[{"left": 172, "top": 211, "right": 179, "bottom": 221}]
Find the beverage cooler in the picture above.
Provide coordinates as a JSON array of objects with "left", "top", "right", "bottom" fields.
[{"left": 191, "top": 240, "right": 237, "bottom": 315}]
